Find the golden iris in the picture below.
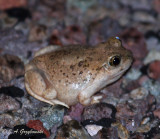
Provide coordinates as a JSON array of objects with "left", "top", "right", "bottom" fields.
[{"left": 109, "top": 56, "right": 121, "bottom": 67}]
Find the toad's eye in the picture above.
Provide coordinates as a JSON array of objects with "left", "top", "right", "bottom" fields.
[{"left": 109, "top": 56, "right": 121, "bottom": 67}]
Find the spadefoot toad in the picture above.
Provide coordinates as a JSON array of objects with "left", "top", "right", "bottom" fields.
[{"left": 25, "top": 37, "right": 133, "bottom": 108}]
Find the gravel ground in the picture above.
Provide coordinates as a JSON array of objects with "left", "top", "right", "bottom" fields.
[{"left": 0, "top": 0, "right": 160, "bottom": 139}]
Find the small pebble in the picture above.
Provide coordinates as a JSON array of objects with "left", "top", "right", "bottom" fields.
[
  {"left": 0, "top": 113, "right": 23, "bottom": 128},
  {"left": 0, "top": 13, "right": 18, "bottom": 29},
  {"left": 67, "top": 0, "right": 97, "bottom": 13},
  {"left": 0, "top": 94, "right": 21, "bottom": 113},
  {"left": 112, "top": 122, "right": 130, "bottom": 139},
  {"left": 27, "top": 120, "right": 50, "bottom": 138},
  {"left": 146, "top": 36, "right": 160, "bottom": 51},
  {"left": 28, "top": 24, "right": 47, "bottom": 42},
  {"left": 49, "top": 34, "right": 62, "bottom": 46},
  {"left": 39, "top": 105, "right": 65, "bottom": 130},
  {"left": 120, "top": 27, "right": 148, "bottom": 64},
  {"left": 125, "top": 68, "right": 142, "bottom": 81},
  {"left": 136, "top": 123, "right": 151, "bottom": 133},
  {"left": 0, "top": 0, "right": 26, "bottom": 10},
  {"left": 102, "top": 78, "right": 124, "bottom": 98},
  {"left": 141, "top": 117, "right": 150, "bottom": 125},
  {"left": 63, "top": 115, "right": 72, "bottom": 124},
  {"left": 153, "top": 0, "right": 160, "bottom": 13},
  {"left": 153, "top": 108, "right": 160, "bottom": 119},
  {"left": 55, "top": 120, "right": 91, "bottom": 139},
  {"left": 82, "top": 103, "right": 116, "bottom": 121},
  {"left": 148, "top": 60, "right": 160, "bottom": 80},
  {"left": 138, "top": 75, "right": 149, "bottom": 85},
  {"left": 122, "top": 79, "right": 140, "bottom": 92},
  {"left": 89, "top": 17, "right": 122, "bottom": 45},
  {"left": 90, "top": 94, "right": 103, "bottom": 104},
  {"left": 0, "top": 54, "right": 24, "bottom": 82},
  {"left": 95, "top": 127, "right": 118, "bottom": 139},
  {"left": 0, "top": 66, "right": 14, "bottom": 82},
  {"left": 143, "top": 50, "right": 160, "bottom": 65},
  {"left": 120, "top": 0, "right": 152, "bottom": 10},
  {"left": 62, "top": 25, "right": 87, "bottom": 45},
  {"left": 133, "top": 11, "right": 156, "bottom": 23},
  {"left": 130, "top": 87, "right": 149, "bottom": 100},
  {"left": 142, "top": 79, "right": 160, "bottom": 98},
  {"left": 69, "top": 103, "right": 84, "bottom": 121},
  {"left": 85, "top": 124, "right": 103, "bottom": 136},
  {"left": 102, "top": 96, "right": 119, "bottom": 106}
]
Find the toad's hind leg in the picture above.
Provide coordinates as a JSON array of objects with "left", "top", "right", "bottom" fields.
[{"left": 25, "top": 69, "right": 69, "bottom": 108}]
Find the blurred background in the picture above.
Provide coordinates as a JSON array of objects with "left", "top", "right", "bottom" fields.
[{"left": 0, "top": 0, "right": 160, "bottom": 61}]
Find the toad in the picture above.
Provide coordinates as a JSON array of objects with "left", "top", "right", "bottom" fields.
[{"left": 25, "top": 37, "right": 133, "bottom": 108}]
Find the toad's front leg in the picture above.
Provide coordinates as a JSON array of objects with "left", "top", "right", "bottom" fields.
[{"left": 78, "top": 78, "right": 105, "bottom": 106}]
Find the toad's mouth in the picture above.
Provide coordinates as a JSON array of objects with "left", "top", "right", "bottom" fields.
[
  {"left": 105, "top": 69, "right": 126, "bottom": 85},
  {"left": 114, "top": 65, "right": 131, "bottom": 78},
  {"left": 109, "top": 62, "right": 132, "bottom": 83},
  {"left": 111, "top": 71, "right": 125, "bottom": 82}
]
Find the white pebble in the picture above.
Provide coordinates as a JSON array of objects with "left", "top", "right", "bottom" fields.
[{"left": 85, "top": 124, "right": 103, "bottom": 136}]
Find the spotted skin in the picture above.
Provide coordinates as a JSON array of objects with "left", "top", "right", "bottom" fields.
[{"left": 25, "top": 37, "right": 133, "bottom": 108}]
